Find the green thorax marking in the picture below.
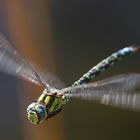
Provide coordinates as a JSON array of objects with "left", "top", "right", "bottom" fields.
[{"left": 37, "top": 93, "right": 69, "bottom": 118}]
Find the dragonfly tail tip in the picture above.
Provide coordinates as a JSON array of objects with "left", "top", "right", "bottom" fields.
[{"left": 131, "top": 45, "right": 140, "bottom": 52}]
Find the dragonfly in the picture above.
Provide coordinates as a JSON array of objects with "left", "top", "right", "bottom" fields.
[{"left": 0, "top": 33, "right": 140, "bottom": 125}]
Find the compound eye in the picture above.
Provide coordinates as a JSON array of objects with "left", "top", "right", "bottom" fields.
[{"left": 35, "top": 105, "right": 47, "bottom": 121}]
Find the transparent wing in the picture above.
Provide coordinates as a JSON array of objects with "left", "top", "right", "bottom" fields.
[
  {"left": 61, "top": 73, "right": 140, "bottom": 111},
  {"left": 35, "top": 69, "right": 65, "bottom": 89},
  {"left": 90, "top": 73, "right": 140, "bottom": 91},
  {"left": 64, "top": 73, "right": 140, "bottom": 93},
  {"left": 0, "top": 33, "right": 64, "bottom": 90},
  {"left": 66, "top": 89, "right": 140, "bottom": 111}
]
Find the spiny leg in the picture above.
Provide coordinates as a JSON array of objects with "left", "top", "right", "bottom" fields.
[{"left": 72, "top": 46, "right": 139, "bottom": 86}]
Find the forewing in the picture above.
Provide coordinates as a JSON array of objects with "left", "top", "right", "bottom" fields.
[
  {"left": 34, "top": 69, "right": 65, "bottom": 89},
  {"left": 0, "top": 33, "right": 64, "bottom": 89}
]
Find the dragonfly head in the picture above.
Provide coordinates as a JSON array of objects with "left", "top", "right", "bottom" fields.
[{"left": 27, "top": 102, "right": 47, "bottom": 124}]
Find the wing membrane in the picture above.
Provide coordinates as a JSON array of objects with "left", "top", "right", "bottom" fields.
[
  {"left": 67, "top": 89, "right": 140, "bottom": 111},
  {"left": 0, "top": 33, "right": 64, "bottom": 90},
  {"left": 90, "top": 73, "right": 140, "bottom": 91},
  {"left": 62, "top": 73, "right": 140, "bottom": 111}
]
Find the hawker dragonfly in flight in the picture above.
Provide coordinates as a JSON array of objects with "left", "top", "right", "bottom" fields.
[{"left": 0, "top": 32, "right": 140, "bottom": 124}]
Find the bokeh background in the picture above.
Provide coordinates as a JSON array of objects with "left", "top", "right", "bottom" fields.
[{"left": 0, "top": 0, "right": 140, "bottom": 140}]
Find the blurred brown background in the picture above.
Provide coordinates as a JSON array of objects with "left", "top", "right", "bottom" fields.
[{"left": 0, "top": 0, "right": 140, "bottom": 140}]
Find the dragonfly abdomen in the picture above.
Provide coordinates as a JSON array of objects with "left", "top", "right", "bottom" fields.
[{"left": 73, "top": 46, "right": 139, "bottom": 86}]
